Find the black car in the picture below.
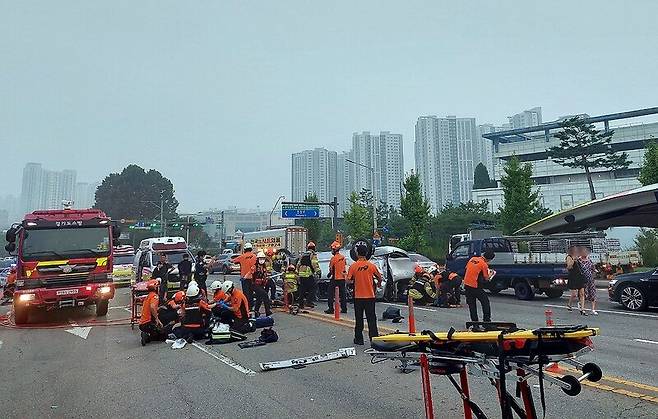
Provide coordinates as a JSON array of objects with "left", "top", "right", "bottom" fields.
[{"left": 609, "top": 267, "right": 658, "bottom": 311}]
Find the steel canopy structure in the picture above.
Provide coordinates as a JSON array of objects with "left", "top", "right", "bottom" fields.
[{"left": 516, "top": 183, "right": 658, "bottom": 234}]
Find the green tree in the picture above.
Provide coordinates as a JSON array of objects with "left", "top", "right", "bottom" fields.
[
  {"left": 499, "top": 156, "right": 551, "bottom": 234},
  {"left": 638, "top": 140, "right": 658, "bottom": 186},
  {"left": 549, "top": 116, "right": 630, "bottom": 200},
  {"left": 634, "top": 228, "right": 658, "bottom": 267},
  {"left": 95, "top": 165, "right": 179, "bottom": 220},
  {"left": 343, "top": 192, "right": 371, "bottom": 239},
  {"left": 473, "top": 163, "right": 496, "bottom": 189},
  {"left": 399, "top": 173, "right": 431, "bottom": 252}
]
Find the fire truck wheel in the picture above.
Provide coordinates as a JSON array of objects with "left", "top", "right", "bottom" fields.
[
  {"left": 96, "top": 300, "right": 109, "bottom": 317},
  {"left": 13, "top": 304, "right": 29, "bottom": 325}
]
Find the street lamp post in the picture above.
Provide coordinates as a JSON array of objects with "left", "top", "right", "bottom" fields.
[
  {"left": 270, "top": 195, "right": 285, "bottom": 229},
  {"left": 143, "top": 198, "right": 165, "bottom": 237},
  {"left": 346, "top": 158, "right": 377, "bottom": 236}
]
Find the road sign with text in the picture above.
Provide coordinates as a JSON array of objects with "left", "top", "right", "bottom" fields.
[{"left": 281, "top": 204, "right": 320, "bottom": 219}]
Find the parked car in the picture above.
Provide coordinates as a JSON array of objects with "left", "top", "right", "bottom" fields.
[
  {"left": 211, "top": 253, "right": 240, "bottom": 274},
  {"left": 609, "top": 267, "right": 658, "bottom": 311}
]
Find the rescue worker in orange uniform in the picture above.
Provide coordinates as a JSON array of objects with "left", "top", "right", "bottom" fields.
[
  {"left": 325, "top": 241, "right": 348, "bottom": 314},
  {"left": 433, "top": 269, "right": 462, "bottom": 308},
  {"left": 463, "top": 250, "right": 496, "bottom": 323},
  {"left": 158, "top": 290, "right": 185, "bottom": 334},
  {"left": 173, "top": 282, "right": 211, "bottom": 341},
  {"left": 347, "top": 242, "right": 382, "bottom": 345},
  {"left": 232, "top": 242, "right": 257, "bottom": 307},
  {"left": 139, "top": 279, "right": 164, "bottom": 346},
  {"left": 208, "top": 280, "right": 230, "bottom": 318},
  {"left": 4, "top": 264, "right": 17, "bottom": 298},
  {"left": 219, "top": 280, "right": 251, "bottom": 333}
]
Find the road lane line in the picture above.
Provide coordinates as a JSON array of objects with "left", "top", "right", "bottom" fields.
[
  {"left": 0, "top": 340, "right": 3, "bottom": 350},
  {"left": 543, "top": 304, "right": 658, "bottom": 319},
  {"left": 383, "top": 303, "right": 436, "bottom": 312},
  {"left": 191, "top": 342, "right": 256, "bottom": 376},
  {"left": 634, "top": 339, "right": 658, "bottom": 345}
]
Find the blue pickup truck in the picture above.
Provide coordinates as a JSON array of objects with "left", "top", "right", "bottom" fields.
[{"left": 445, "top": 237, "right": 568, "bottom": 300}]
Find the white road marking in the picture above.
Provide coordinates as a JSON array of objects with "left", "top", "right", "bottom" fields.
[
  {"left": 383, "top": 302, "right": 436, "bottom": 312},
  {"left": 109, "top": 306, "right": 130, "bottom": 310},
  {"left": 65, "top": 327, "right": 92, "bottom": 339},
  {"left": 634, "top": 339, "right": 658, "bottom": 345},
  {"left": 543, "top": 304, "right": 658, "bottom": 319},
  {"left": 191, "top": 342, "right": 256, "bottom": 376},
  {"left": 0, "top": 340, "right": 3, "bottom": 350}
]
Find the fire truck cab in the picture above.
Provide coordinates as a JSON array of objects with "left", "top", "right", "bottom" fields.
[{"left": 4, "top": 208, "right": 120, "bottom": 325}]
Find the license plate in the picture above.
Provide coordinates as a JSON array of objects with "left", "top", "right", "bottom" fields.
[{"left": 56, "top": 289, "right": 79, "bottom": 296}]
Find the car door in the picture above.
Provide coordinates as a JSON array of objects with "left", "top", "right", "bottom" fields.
[{"left": 449, "top": 243, "right": 472, "bottom": 276}]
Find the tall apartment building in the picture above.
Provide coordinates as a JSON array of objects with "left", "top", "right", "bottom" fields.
[
  {"left": 351, "top": 132, "right": 404, "bottom": 209},
  {"left": 291, "top": 132, "right": 404, "bottom": 217},
  {"left": 291, "top": 148, "right": 337, "bottom": 217},
  {"left": 415, "top": 116, "right": 481, "bottom": 212},
  {"left": 508, "top": 107, "right": 542, "bottom": 129},
  {"left": 20, "top": 163, "right": 77, "bottom": 213}
]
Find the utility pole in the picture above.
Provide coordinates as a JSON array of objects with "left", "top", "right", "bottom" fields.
[
  {"left": 144, "top": 198, "right": 166, "bottom": 237},
  {"left": 346, "top": 158, "right": 377, "bottom": 236},
  {"left": 186, "top": 215, "right": 190, "bottom": 243}
]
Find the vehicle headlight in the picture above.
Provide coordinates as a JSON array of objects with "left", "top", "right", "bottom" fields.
[
  {"left": 609, "top": 279, "right": 618, "bottom": 287},
  {"left": 99, "top": 286, "right": 112, "bottom": 294},
  {"left": 553, "top": 278, "right": 566, "bottom": 286},
  {"left": 18, "top": 293, "right": 35, "bottom": 302}
]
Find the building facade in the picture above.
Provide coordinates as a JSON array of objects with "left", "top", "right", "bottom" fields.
[
  {"left": 415, "top": 116, "right": 483, "bottom": 212},
  {"left": 472, "top": 118, "right": 657, "bottom": 213},
  {"left": 75, "top": 181, "right": 100, "bottom": 209},
  {"left": 291, "top": 132, "right": 404, "bottom": 217},
  {"left": 509, "top": 107, "right": 542, "bottom": 129},
  {"left": 20, "top": 163, "right": 77, "bottom": 213}
]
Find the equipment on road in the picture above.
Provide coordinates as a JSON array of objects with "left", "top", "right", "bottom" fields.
[
  {"left": 260, "top": 347, "right": 357, "bottom": 371},
  {"left": 366, "top": 323, "right": 601, "bottom": 419}
]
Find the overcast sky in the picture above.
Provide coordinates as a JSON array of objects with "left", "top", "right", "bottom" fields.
[{"left": 2, "top": 1, "right": 657, "bottom": 212}]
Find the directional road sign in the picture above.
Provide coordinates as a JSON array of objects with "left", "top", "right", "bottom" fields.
[{"left": 281, "top": 204, "right": 320, "bottom": 219}]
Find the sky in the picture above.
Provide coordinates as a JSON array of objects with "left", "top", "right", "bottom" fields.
[{"left": 2, "top": 1, "right": 657, "bottom": 213}]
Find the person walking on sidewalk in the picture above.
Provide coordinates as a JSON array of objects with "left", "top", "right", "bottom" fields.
[
  {"left": 347, "top": 243, "right": 382, "bottom": 346},
  {"left": 566, "top": 246, "right": 586, "bottom": 315},
  {"left": 579, "top": 246, "right": 598, "bottom": 315},
  {"left": 463, "top": 250, "right": 495, "bottom": 324},
  {"left": 325, "top": 241, "right": 347, "bottom": 314}
]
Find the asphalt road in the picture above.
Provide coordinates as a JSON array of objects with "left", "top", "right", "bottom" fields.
[{"left": 1, "top": 274, "right": 657, "bottom": 418}]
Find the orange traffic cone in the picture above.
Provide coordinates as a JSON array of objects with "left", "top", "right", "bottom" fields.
[{"left": 546, "top": 362, "right": 561, "bottom": 373}]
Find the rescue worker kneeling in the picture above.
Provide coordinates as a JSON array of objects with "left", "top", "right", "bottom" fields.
[
  {"left": 217, "top": 280, "right": 252, "bottom": 333},
  {"left": 251, "top": 251, "right": 273, "bottom": 317},
  {"left": 173, "top": 281, "right": 211, "bottom": 341},
  {"left": 139, "top": 279, "right": 166, "bottom": 346},
  {"left": 208, "top": 280, "right": 230, "bottom": 318},
  {"left": 158, "top": 290, "right": 185, "bottom": 335},
  {"left": 433, "top": 269, "right": 462, "bottom": 308}
]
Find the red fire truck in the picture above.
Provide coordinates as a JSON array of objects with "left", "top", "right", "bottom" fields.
[{"left": 4, "top": 208, "right": 120, "bottom": 324}]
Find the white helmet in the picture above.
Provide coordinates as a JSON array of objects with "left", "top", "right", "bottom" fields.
[
  {"left": 257, "top": 251, "right": 266, "bottom": 259},
  {"left": 209, "top": 280, "right": 222, "bottom": 293},
  {"left": 220, "top": 280, "right": 234, "bottom": 293},
  {"left": 186, "top": 282, "right": 200, "bottom": 297},
  {"left": 244, "top": 242, "right": 253, "bottom": 250}
]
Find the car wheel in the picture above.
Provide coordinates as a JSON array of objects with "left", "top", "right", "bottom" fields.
[
  {"left": 544, "top": 289, "right": 564, "bottom": 299},
  {"left": 96, "top": 300, "right": 109, "bottom": 316},
  {"left": 514, "top": 281, "right": 535, "bottom": 300},
  {"left": 620, "top": 285, "right": 647, "bottom": 311}
]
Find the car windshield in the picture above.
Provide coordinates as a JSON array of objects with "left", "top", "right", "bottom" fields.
[
  {"left": 21, "top": 227, "right": 111, "bottom": 261},
  {"left": 151, "top": 251, "right": 189, "bottom": 266},
  {"left": 114, "top": 255, "right": 134, "bottom": 265}
]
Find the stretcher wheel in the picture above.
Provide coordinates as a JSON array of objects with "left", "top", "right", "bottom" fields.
[
  {"left": 582, "top": 363, "right": 602, "bottom": 382},
  {"left": 560, "top": 375, "right": 582, "bottom": 396}
]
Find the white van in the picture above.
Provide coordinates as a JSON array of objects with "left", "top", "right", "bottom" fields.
[{"left": 133, "top": 237, "right": 195, "bottom": 292}]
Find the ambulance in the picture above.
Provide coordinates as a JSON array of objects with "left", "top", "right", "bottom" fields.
[{"left": 133, "top": 237, "right": 195, "bottom": 294}]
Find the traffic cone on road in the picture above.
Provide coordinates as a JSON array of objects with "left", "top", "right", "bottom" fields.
[{"left": 546, "top": 362, "right": 561, "bottom": 373}]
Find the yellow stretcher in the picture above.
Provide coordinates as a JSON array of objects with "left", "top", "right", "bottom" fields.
[{"left": 365, "top": 323, "right": 603, "bottom": 419}]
